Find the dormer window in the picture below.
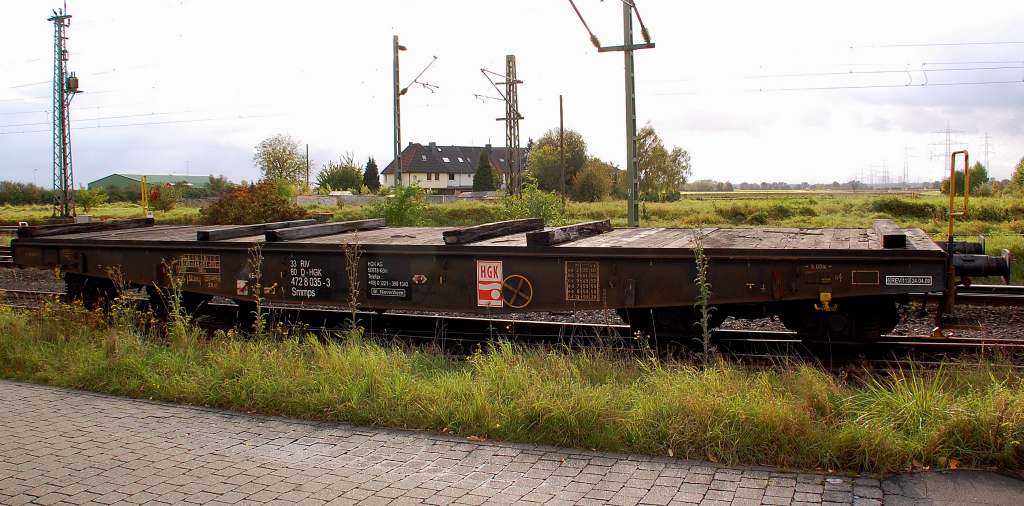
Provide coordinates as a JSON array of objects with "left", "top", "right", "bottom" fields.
[
  {"left": 457, "top": 157, "right": 463, "bottom": 163},
  {"left": 421, "top": 155, "right": 427, "bottom": 161},
  {"left": 442, "top": 157, "right": 450, "bottom": 163}
]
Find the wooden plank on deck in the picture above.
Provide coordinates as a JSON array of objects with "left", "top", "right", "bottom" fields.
[
  {"left": 197, "top": 219, "right": 317, "bottom": 241},
  {"left": 17, "top": 218, "right": 155, "bottom": 238},
  {"left": 442, "top": 218, "right": 543, "bottom": 245},
  {"left": 265, "top": 219, "right": 386, "bottom": 242},
  {"left": 526, "top": 220, "right": 613, "bottom": 247}
]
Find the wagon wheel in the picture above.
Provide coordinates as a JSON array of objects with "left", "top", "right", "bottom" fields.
[{"left": 501, "top": 275, "right": 534, "bottom": 309}]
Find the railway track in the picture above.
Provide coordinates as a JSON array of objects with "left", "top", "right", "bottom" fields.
[
  {"left": 5, "top": 284, "right": 1024, "bottom": 307},
  {"left": 2, "top": 288, "right": 1023, "bottom": 361}
]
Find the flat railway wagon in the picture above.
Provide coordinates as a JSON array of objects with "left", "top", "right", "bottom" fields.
[{"left": 10, "top": 216, "right": 1011, "bottom": 343}]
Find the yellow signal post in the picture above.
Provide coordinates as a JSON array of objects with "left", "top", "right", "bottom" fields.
[{"left": 140, "top": 175, "right": 151, "bottom": 217}]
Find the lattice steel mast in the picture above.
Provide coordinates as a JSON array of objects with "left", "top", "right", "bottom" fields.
[
  {"left": 48, "top": 7, "right": 79, "bottom": 220},
  {"left": 504, "top": 56, "right": 523, "bottom": 194},
  {"left": 479, "top": 57, "right": 525, "bottom": 195}
]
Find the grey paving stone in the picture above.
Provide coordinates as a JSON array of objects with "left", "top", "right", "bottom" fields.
[
  {"left": 852, "top": 484, "right": 883, "bottom": 500},
  {"left": 702, "top": 488, "right": 734, "bottom": 501},
  {"left": 708, "top": 479, "right": 739, "bottom": 492},
  {"left": 822, "top": 490, "right": 854, "bottom": 502},
  {"left": 734, "top": 487, "right": 765, "bottom": 500},
  {"left": 730, "top": 499, "right": 764, "bottom": 506},
  {"left": 4, "top": 379, "right": 999, "bottom": 506},
  {"left": 796, "top": 483, "right": 825, "bottom": 494},
  {"left": 853, "top": 499, "right": 881, "bottom": 506}
]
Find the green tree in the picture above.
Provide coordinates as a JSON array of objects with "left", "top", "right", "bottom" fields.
[
  {"left": 571, "top": 158, "right": 614, "bottom": 202},
  {"left": 472, "top": 149, "right": 498, "bottom": 191},
  {"left": 686, "top": 179, "right": 717, "bottom": 192},
  {"left": 525, "top": 144, "right": 560, "bottom": 192},
  {"left": 637, "top": 122, "right": 691, "bottom": 196},
  {"left": 970, "top": 162, "right": 989, "bottom": 193},
  {"left": 316, "top": 154, "right": 363, "bottom": 193},
  {"left": 204, "top": 175, "right": 234, "bottom": 196},
  {"left": 363, "top": 157, "right": 381, "bottom": 191},
  {"left": 0, "top": 181, "right": 25, "bottom": 205},
  {"left": 1009, "top": 156, "right": 1024, "bottom": 194},
  {"left": 75, "top": 185, "right": 107, "bottom": 212},
  {"left": 526, "top": 129, "right": 587, "bottom": 193},
  {"left": 942, "top": 162, "right": 989, "bottom": 196},
  {"left": 254, "top": 134, "right": 307, "bottom": 187},
  {"left": 22, "top": 183, "right": 46, "bottom": 205}
]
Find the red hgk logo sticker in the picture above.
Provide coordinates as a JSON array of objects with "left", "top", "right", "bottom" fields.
[{"left": 477, "top": 260, "right": 502, "bottom": 307}]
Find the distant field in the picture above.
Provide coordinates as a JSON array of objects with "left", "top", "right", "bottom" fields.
[
  {"left": 2, "top": 193, "right": 1019, "bottom": 234},
  {"left": 677, "top": 189, "right": 931, "bottom": 199},
  {"left": 0, "top": 203, "right": 200, "bottom": 225}
]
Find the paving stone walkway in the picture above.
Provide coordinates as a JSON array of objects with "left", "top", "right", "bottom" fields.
[{"left": 1, "top": 380, "right": 886, "bottom": 505}]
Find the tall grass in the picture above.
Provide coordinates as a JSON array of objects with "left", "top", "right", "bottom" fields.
[{"left": 1, "top": 302, "right": 1021, "bottom": 473}]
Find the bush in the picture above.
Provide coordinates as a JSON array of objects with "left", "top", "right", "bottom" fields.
[
  {"left": 75, "top": 186, "right": 108, "bottom": 212},
  {"left": 200, "top": 181, "right": 310, "bottom": 225},
  {"left": 746, "top": 211, "right": 769, "bottom": 225},
  {"left": 149, "top": 184, "right": 179, "bottom": 212},
  {"left": 499, "top": 180, "right": 564, "bottom": 224},
  {"left": 369, "top": 183, "right": 426, "bottom": 226},
  {"left": 765, "top": 203, "right": 792, "bottom": 221},
  {"left": 571, "top": 163, "right": 612, "bottom": 202},
  {"left": 870, "top": 197, "right": 938, "bottom": 220}
]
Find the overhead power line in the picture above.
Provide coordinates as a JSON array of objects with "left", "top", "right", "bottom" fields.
[
  {"left": 0, "top": 112, "right": 285, "bottom": 135},
  {"left": 850, "top": 41, "right": 1024, "bottom": 48},
  {"left": 647, "top": 79, "right": 1024, "bottom": 96},
  {"left": 641, "top": 63, "right": 1024, "bottom": 85},
  {"left": 4, "top": 80, "right": 50, "bottom": 90},
  {"left": 0, "top": 104, "right": 273, "bottom": 129}
]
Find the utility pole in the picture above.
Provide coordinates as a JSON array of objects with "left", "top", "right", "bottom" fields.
[
  {"left": 393, "top": 35, "right": 404, "bottom": 187},
  {"left": 929, "top": 121, "right": 965, "bottom": 180},
  {"left": 560, "top": 95, "right": 565, "bottom": 204},
  {"left": 569, "top": 0, "right": 654, "bottom": 227},
  {"left": 902, "top": 146, "right": 913, "bottom": 187},
  {"left": 392, "top": 36, "right": 437, "bottom": 187},
  {"left": 504, "top": 56, "right": 523, "bottom": 194},
  {"left": 48, "top": 7, "right": 79, "bottom": 221},
  {"left": 980, "top": 132, "right": 994, "bottom": 170},
  {"left": 479, "top": 58, "right": 525, "bottom": 195}
]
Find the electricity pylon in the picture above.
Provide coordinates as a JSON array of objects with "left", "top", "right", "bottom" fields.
[
  {"left": 48, "top": 7, "right": 80, "bottom": 221},
  {"left": 480, "top": 56, "right": 525, "bottom": 194}
]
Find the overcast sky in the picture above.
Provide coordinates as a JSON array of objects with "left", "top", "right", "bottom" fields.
[{"left": 2, "top": 0, "right": 1024, "bottom": 188}]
